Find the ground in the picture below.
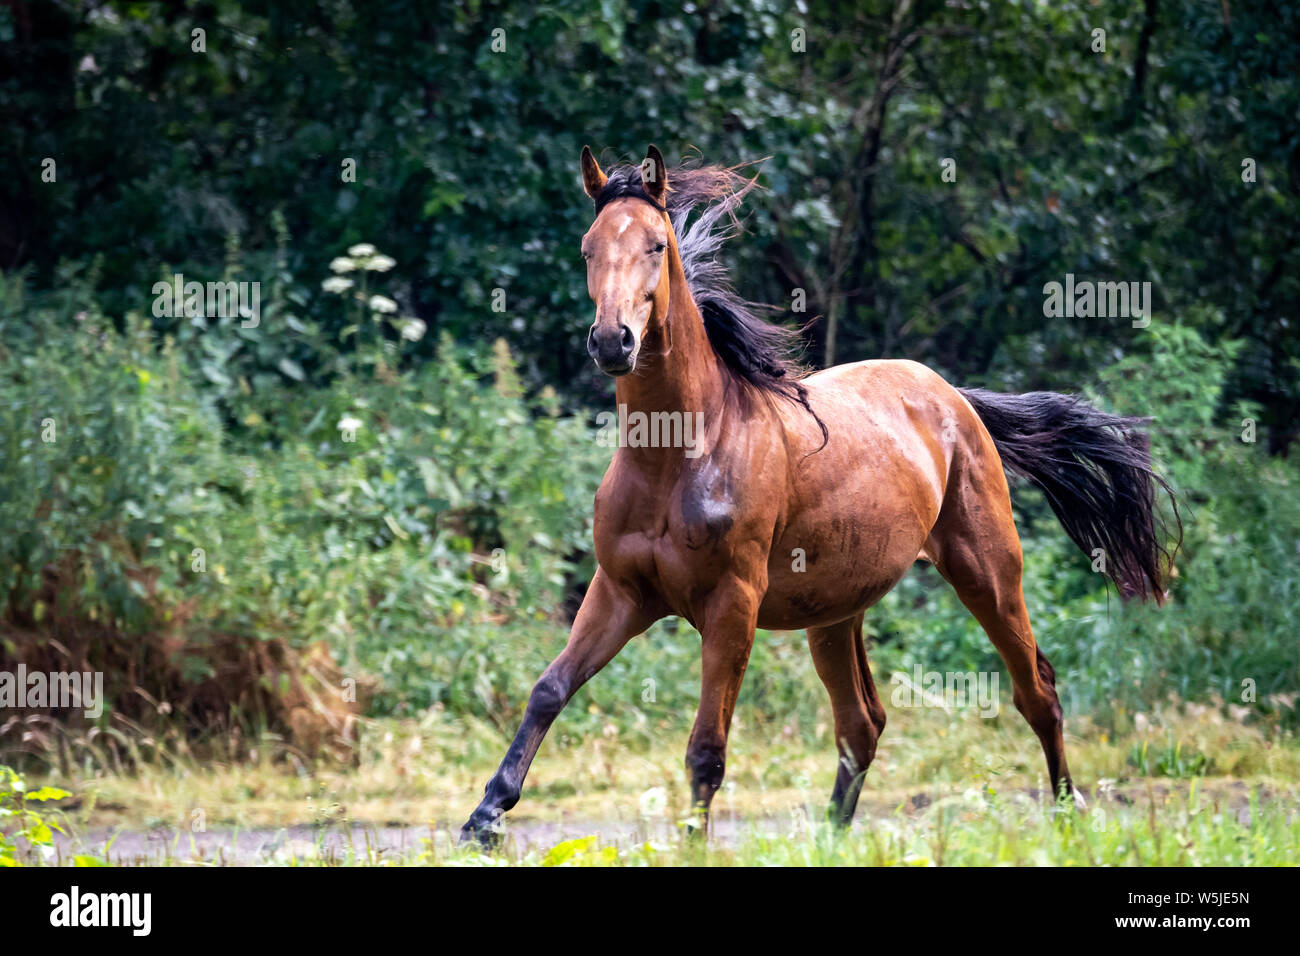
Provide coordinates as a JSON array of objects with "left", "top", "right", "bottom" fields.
[{"left": 12, "top": 699, "right": 1299, "bottom": 866}]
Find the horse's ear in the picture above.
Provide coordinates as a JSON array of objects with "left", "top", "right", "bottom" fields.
[
  {"left": 581, "top": 146, "right": 607, "bottom": 200},
  {"left": 641, "top": 145, "right": 667, "bottom": 206}
]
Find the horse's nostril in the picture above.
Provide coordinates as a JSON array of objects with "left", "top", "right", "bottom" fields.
[{"left": 620, "top": 326, "right": 634, "bottom": 352}]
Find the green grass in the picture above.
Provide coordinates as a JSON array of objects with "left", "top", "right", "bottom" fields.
[
  {"left": 439, "top": 790, "right": 1296, "bottom": 867},
  {"left": 8, "top": 696, "right": 1297, "bottom": 866}
]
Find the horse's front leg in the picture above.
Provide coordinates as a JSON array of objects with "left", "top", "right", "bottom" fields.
[
  {"left": 684, "top": 575, "right": 763, "bottom": 832},
  {"left": 459, "top": 568, "right": 659, "bottom": 846}
]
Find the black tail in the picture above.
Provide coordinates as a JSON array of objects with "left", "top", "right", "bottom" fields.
[{"left": 959, "top": 388, "right": 1182, "bottom": 603}]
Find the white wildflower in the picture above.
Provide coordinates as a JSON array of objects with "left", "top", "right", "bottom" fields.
[
  {"left": 638, "top": 787, "right": 667, "bottom": 819},
  {"left": 366, "top": 254, "right": 396, "bottom": 272},
  {"left": 321, "top": 276, "right": 354, "bottom": 294},
  {"left": 400, "top": 317, "right": 427, "bottom": 341},
  {"left": 347, "top": 243, "right": 377, "bottom": 258},
  {"left": 329, "top": 257, "right": 357, "bottom": 273},
  {"left": 368, "top": 295, "right": 398, "bottom": 314}
]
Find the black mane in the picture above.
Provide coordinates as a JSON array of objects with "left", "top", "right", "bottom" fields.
[{"left": 592, "top": 160, "right": 826, "bottom": 448}]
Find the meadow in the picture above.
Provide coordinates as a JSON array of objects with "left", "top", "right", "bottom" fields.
[
  {"left": 3, "top": 269, "right": 1298, "bottom": 867},
  {"left": 3, "top": 0, "right": 1298, "bottom": 870},
  {"left": 6, "top": 695, "right": 1298, "bottom": 866}
]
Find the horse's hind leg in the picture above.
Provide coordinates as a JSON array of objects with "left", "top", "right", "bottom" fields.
[
  {"left": 807, "top": 612, "right": 887, "bottom": 825},
  {"left": 927, "top": 483, "right": 1076, "bottom": 803}
]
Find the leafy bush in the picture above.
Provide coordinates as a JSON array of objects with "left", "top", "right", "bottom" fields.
[
  {"left": 0, "top": 765, "right": 70, "bottom": 865},
  {"left": 0, "top": 269, "right": 607, "bottom": 733}
]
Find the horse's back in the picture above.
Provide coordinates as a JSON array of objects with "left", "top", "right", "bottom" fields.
[
  {"left": 803, "top": 358, "right": 964, "bottom": 413},
  {"left": 794, "top": 357, "right": 976, "bottom": 476}
]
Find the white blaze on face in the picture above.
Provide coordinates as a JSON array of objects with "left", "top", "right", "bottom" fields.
[{"left": 616, "top": 214, "right": 633, "bottom": 237}]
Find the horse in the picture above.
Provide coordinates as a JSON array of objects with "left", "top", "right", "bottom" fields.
[{"left": 460, "top": 145, "right": 1179, "bottom": 844}]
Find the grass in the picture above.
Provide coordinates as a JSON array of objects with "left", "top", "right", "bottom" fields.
[{"left": 6, "top": 692, "right": 1297, "bottom": 866}]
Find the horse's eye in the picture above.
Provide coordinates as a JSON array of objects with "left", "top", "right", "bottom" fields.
[{"left": 650, "top": 243, "right": 665, "bottom": 255}]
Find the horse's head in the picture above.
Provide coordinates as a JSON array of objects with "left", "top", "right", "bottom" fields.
[{"left": 579, "top": 145, "right": 672, "bottom": 376}]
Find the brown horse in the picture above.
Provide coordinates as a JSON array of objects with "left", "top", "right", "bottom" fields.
[{"left": 460, "top": 146, "right": 1178, "bottom": 843}]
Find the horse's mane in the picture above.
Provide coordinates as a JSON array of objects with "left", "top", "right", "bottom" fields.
[{"left": 592, "top": 159, "right": 827, "bottom": 448}]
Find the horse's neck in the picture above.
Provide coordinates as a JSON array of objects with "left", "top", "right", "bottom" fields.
[
  {"left": 611, "top": 244, "right": 727, "bottom": 474},
  {"left": 615, "top": 244, "right": 723, "bottom": 421}
]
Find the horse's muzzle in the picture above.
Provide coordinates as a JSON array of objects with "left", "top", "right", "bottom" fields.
[{"left": 587, "top": 323, "right": 635, "bottom": 376}]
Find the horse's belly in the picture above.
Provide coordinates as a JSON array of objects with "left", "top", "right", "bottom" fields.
[
  {"left": 758, "top": 561, "right": 914, "bottom": 630},
  {"left": 757, "top": 505, "right": 930, "bottom": 630}
]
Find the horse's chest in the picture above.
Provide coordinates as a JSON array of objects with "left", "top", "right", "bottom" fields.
[
  {"left": 675, "top": 460, "right": 737, "bottom": 551},
  {"left": 594, "top": 458, "right": 751, "bottom": 613}
]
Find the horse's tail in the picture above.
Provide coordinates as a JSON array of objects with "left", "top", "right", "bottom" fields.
[{"left": 958, "top": 387, "right": 1182, "bottom": 604}]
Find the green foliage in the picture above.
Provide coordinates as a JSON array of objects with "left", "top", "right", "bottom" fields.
[
  {"left": 1, "top": 1, "right": 1297, "bottom": 747},
  {"left": 0, "top": 765, "right": 70, "bottom": 865},
  {"left": 2, "top": 261, "right": 1296, "bottom": 741},
  {"left": 0, "top": 270, "right": 606, "bottom": 724},
  {"left": 1126, "top": 739, "right": 1212, "bottom": 779},
  {"left": 448, "top": 787, "right": 1300, "bottom": 867},
  {"left": 539, "top": 834, "right": 619, "bottom": 867},
  {"left": 0, "top": 277, "right": 230, "bottom": 633},
  {"left": 4, "top": 1, "right": 1296, "bottom": 445}
]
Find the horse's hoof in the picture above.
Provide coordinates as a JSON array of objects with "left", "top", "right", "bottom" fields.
[
  {"left": 458, "top": 816, "right": 503, "bottom": 850},
  {"left": 1047, "top": 784, "right": 1088, "bottom": 818}
]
